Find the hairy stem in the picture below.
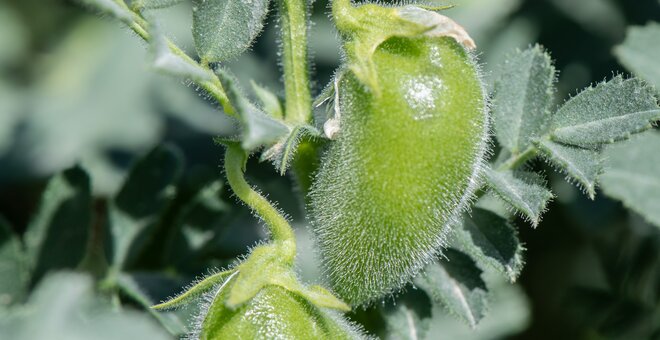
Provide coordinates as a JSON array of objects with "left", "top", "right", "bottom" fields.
[
  {"left": 278, "top": 0, "right": 311, "bottom": 123},
  {"left": 497, "top": 146, "right": 538, "bottom": 171},
  {"left": 224, "top": 144, "right": 296, "bottom": 260},
  {"left": 115, "top": 0, "right": 234, "bottom": 115}
]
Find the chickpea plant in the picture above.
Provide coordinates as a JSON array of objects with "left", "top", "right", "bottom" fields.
[{"left": 4, "top": 0, "right": 658, "bottom": 339}]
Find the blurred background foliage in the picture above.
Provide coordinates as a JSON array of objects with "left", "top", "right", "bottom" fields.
[{"left": 0, "top": 0, "right": 659, "bottom": 339}]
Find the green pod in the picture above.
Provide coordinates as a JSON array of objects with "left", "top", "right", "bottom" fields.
[
  {"left": 197, "top": 277, "right": 366, "bottom": 339},
  {"left": 310, "top": 36, "right": 488, "bottom": 305}
]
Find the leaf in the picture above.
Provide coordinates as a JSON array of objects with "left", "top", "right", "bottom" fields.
[
  {"left": 78, "top": 0, "right": 133, "bottom": 22},
  {"left": 0, "top": 218, "right": 27, "bottom": 305},
  {"left": 152, "top": 269, "right": 236, "bottom": 311},
  {"left": 116, "top": 273, "right": 188, "bottom": 335},
  {"left": 614, "top": 22, "right": 660, "bottom": 89},
  {"left": 163, "top": 180, "right": 230, "bottom": 269},
  {"left": 383, "top": 289, "right": 432, "bottom": 340},
  {"left": 192, "top": 0, "right": 270, "bottom": 62},
  {"left": 132, "top": 0, "right": 183, "bottom": 10},
  {"left": 485, "top": 168, "right": 554, "bottom": 226},
  {"left": 260, "top": 124, "right": 321, "bottom": 175},
  {"left": 601, "top": 132, "right": 660, "bottom": 228},
  {"left": 550, "top": 76, "right": 660, "bottom": 148},
  {"left": 415, "top": 249, "right": 488, "bottom": 328},
  {"left": 24, "top": 166, "right": 91, "bottom": 284},
  {"left": 107, "top": 145, "right": 183, "bottom": 269},
  {"left": 535, "top": 138, "right": 603, "bottom": 199},
  {"left": 492, "top": 45, "right": 555, "bottom": 154},
  {"left": 3, "top": 272, "right": 170, "bottom": 340},
  {"left": 453, "top": 208, "right": 524, "bottom": 282},
  {"left": 251, "top": 81, "right": 284, "bottom": 120},
  {"left": 216, "top": 69, "right": 288, "bottom": 150},
  {"left": 150, "top": 20, "right": 213, "bottom": 82}
]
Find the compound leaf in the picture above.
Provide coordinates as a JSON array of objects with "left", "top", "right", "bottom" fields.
[
  {"left": 536, "top": 138, "right": 603, "bottom": 199},
  {"left": 614, "top": 23, "right": 660, "bottom": 89},
  {"left": 24, "top": 166, "right": 91, "bottom": 284},
  {"left": 485, "top": 168, "right": 554, "bottom": 226},
  {"left": 601, "top": 132, "right": 660, "bottom": 228},
  {"left": 453, "top": 208, "right": 524, "bottom": 282},
  {"left": 415, "top": 249, "right": 488, "bottom": 328},
  {"left": 550, "top": 76, "right": 660, "bottom": 148},
  {"left": 107, "top": 145, "right": 183, "bottom": 269},
  {"left": 492, "top": 45, "right": 555, "bottom": 154},
  {"left": 192, "top": 0, "right": 270, "bottom": 62}
]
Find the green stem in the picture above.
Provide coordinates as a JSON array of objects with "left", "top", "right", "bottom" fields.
[
  {"left": 115, "top": 0, "right": 234, "bottom": 115},
  {"left": 278, "top": 0, "right": 311, "bottom": 123},
  {"left": 224, "top": 144, "right": 296, "bottom": 259},
  {"left": 497, "top": 146, "right": 538, "bottom": 171}
]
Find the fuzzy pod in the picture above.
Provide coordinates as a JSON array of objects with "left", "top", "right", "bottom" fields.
[
  {"left": 196, "top": 276, "right": 367, "bottom": 340},
  {"left": 309, "top": 35, "right": 489, "bottom": 305}
]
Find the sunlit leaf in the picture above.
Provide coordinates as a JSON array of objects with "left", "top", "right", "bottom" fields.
[
  {"left": 550, "top": 76, "right": 660, "bottom": 148},
  {"left": 192, "top": 0, "right": 270, "bottom": 62},
  {"left": 492, "top": 45, "right": 555, "bottom": 154},
  {"left": 485, "top": 168, "right": 554, "bottom": 226},
  {"left": 536, "top": 138, "right": 602, "bottom": 199}
]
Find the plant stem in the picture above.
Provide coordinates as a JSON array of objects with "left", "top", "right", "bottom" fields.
[
  {"left": 115, "top": 0, "right": 234, "bottom": 115},
  {"left": 278, "top": 0, "right": 311, "bottom": 123},
  {"left": 224, "top": 144, "right": 296, "bottom": 260},
  {"left": 497, "top": 146, "right": 538, "bottom": 171}
]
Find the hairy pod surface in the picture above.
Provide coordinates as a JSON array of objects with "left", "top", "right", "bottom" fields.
[
  {"left": 197, "top": 276, "right": 366, "bottom": 339},
  {"left": 310, "top": 35, "right": 489, "bottom": 305}
]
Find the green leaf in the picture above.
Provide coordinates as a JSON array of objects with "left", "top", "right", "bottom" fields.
[
  {"left": 415, "top": 249, "right": 488, "bottom": 328},
  {"left": 132, "top": 0, "right": 183, "bottom": 10},
  {"left": 601, "top": 132, "right": 660, "bottom": 228},
  {"left": 24, "top": 167, "right": 91, "bottom": 284},
  {"left": 116, "top": 273, "right": 188, "bottom": 335},
  {"left": 152, "top": 269, "right": 236, "bottom": 311},
  {"left": 550, "top": 76, "right": 660, "bottom": 148},
  {"left": 0, "top": 218, "right": 27, "bottom": 305},
  {"left": 251, "top": 81, "right": 284, "bottom": 120},
  {"left": 614, "top": 23, "right": 660, "bottom": 89},
  {"left": 192, "top": 0, "right": 270, "bottom": 62},
  {"left": 536, "top": 138, "right": 603, "bottom": 199},
  {"left": 260, "top": 124, "right": 321, "bottom": 175},
  {"left": 78, "top": 0, "right": 133, "bottom": 22},
  {"left": 3, "top": 272, "right": 170, "bottom": 340},
  {"left": 163, "top": 180, "right": 230, "bottom": 269},
  {"left": 150, "top": 20, "right": 213, "bottom": 82},
  {"left": 485, "top": 168, "right": 554, "bottom": 226},
  {"left": 107, "top": 145, "right": 183, "bottom": 269},
  {"left": 216, "top": 69, "right": 288, "bottom": 150},
  {"left": 383, "top": 289, "right": 432, "bottom": 340},
  {"left": 492, "top": 45, "right": 555, "bottom": 154},
  {"left": 453, "top": 208, "right": 524, "bottom": 282}
]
